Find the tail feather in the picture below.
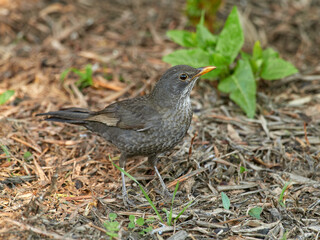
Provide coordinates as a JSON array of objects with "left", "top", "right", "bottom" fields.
[{"left": 36, "top": 108, "right": 91, "bottom": 125}]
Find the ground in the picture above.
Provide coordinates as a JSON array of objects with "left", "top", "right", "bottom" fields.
[{"left": 0, "top": 0, "right": 319, "bottom": 239}]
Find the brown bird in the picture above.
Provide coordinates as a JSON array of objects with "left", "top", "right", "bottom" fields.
[{"left": 37, "top": 65, "right": 216, "bottom": 205}]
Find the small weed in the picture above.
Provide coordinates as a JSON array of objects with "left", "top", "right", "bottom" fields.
[
  {"left": 112, "top": 161, "right": 193, "bottom": 226},
  {"left": 163, "top": 7, "right": 298, "bottom": 118},
  {"left": 221, "top": 192, "right": 230, "bottom": 210},
  {"left": 279, "top": 182, "right": 291, "bottom": 207},
  {"left": 128, "top": 215, "right": 154, "bottom": 235},
  {"left": 60, "top": 64, "right": 94, "bottom": 90},
  {"left": 248, "top": 207, "right": 263, "bottom": 219},
  {"left": 0, "top": 90, "right": 15, "bottom": 105},
  {"left": 104, "top": 213, "right": 120, "bottom": 239},
  {"left": 239, "top": 166, "right": 247, "bottom": 174},
  {"left": 1, "top": 145, "right": 11, "bottom": 161},
  {"left": 23, "top": 151, "right": 32, "bottom": 162},
  {"left": 186, "top": 0, "right": 222, "bottom": 30}
]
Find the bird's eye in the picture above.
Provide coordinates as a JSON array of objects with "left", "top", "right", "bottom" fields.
[{"left": 179, "top": 73, "right": 188, "bottom": 81}]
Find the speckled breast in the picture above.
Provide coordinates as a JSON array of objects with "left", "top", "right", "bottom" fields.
[{"left": 113, "top": 103, "right": 193, "bottom": 156}]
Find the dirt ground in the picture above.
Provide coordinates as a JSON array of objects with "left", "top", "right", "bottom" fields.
[{"left": 0, "top": 0, "right": 319, "bottom": 239}]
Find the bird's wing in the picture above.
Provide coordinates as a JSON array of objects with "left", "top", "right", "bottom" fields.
[{"left": 86, "top": 98, "right": 161, "bottom": 131}]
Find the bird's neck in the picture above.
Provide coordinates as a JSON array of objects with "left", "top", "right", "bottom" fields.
[{"left": 149, "top": 90, "right": 190, "bottom": 110}]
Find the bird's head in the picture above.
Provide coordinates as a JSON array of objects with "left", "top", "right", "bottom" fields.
[{"left": 151, "top": 65, "right": 216, "bottom": 106}]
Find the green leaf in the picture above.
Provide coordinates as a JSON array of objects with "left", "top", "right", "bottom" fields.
[
  {"left": 174, "top": 198, "right": 194, "bottom": 223},
  {"left": 163, "top": 48, "right": 211, "bottom": 68},
  {"left": 168, "top": 181, "right": 179, "bottom": 226},
  {"left": 221, "top": 192, "right": 230, "bottom": 210},
  {"left": 240, "top": 166, "right": 247, "bottom": 174},
  {"left": 128, "top": 222, "right": 135, "bottom": 229},
  {"left": 145, "top": 218, "right": 155, "bottom": 223},
  {"left": 167, "top": 30, "right": 197, "bottom": 48},
  {"left": 207, "top": 52, "right": 230, "bottom": 78},
  {"left": 23, "top": 151, "right": 32, "bottom": 161},
  {"left": 248, "top": 207, "right": 263, "bottom": 219},
  {"left": 107, "top": 221, "right": 119, "bottom": 231},
  {"left": 129, "top": 215, "right": 135, "bottom": 222},
  {"left": 216, "top": 6, "right": 244, "bottom": 64},
  {"left": 279, "top": 182, "right": 291, "bottom": 207},
  {"left": 262, "top": 48, "right": 279, "bottom": 59},
  {"left": 136, "top": 217, "right": 144, "bottom": 226},
  {"left": 218, "top": 59, "right": 256, "bottom": 118},
  {"left": 240, "top": 51, "right": 251, "bottom": 62},
  {"left": 143, "top": 226, "right": 153, "bottom": 233},
  {"left": 60, "top": 69, "right": 71, "bottom": 81},
  {"left": 196, "top": 24, "right": 217, "bottom": 50},
  {"left": 261, "top": 58, "right": 298, "bottom": 80},
  {"left": 109, "top": 213, "right": 117, "bottom": 221},
  {"left": 1, "top": 145, "right": 11, "bottom": 161},
  {"left": 252, "top": 41, "right": 263, "bottom": 60},
  {"left": 106, "top": 231, "right": 118, "bottom": 238},
  {"left": 0, "top": 90, "right": 15, "bottom": 105}
]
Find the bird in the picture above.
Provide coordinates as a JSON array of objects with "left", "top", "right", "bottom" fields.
[{"left": 37, "top": 65, "right": 216, "bottom": 205}]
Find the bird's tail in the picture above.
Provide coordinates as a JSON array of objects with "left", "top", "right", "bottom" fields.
[{"left": 36, "top": 108, "right": 91, "bottom": 125}]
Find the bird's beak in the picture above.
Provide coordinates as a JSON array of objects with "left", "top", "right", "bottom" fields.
[{"left": 195, "top": 66, "right": 216, "bottom": 77}]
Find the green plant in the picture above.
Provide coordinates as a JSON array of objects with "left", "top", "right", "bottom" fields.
[
  {"left": 163, "top": 7, "right": 298, "bottom": 118},
  {"left": 61, "top": 64, "right": 93, "bottom": 90},
  {"left": 0, "top": 90, "right": 15, "bottom": 105},
  {"left": 186, "top": 0, "right": 222, "bottom": 30},
  {"left": 279, "top": 182, "right": 291, "bottom": 207},
  {"left": 221, "top": 192, "right": 230, "bottom": 210},
  {"left": 239, "top": 166, "right": 247, "bottom": 174},
  {"left": 112, "top": 161, "right": 193, "bottom": 226},
  {"left": 23, "top": 151, "right": 32, "bottom": 161},
  {"left": 104, "top": 213, "right": 120, "bottom": 239},
  {"left": 128, "top": 215, "right": 154, "bottom": 235},
  {"left": 248, "top": 206, "right": 263, "bottom": 219},
  {"left": 1, "top": 145, "right": 11, "bottom": 161}
]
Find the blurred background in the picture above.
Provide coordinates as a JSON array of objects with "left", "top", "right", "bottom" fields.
[{"left": 1, "top": 0, "right": 319, "bottom": 109}]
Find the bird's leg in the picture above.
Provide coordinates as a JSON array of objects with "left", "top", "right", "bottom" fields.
[
  {"left": 119, "top": 154, "right": 135, "bottom": 206},
  {"left": 148, "top": 155, "right": 172, "bottom": 198}
]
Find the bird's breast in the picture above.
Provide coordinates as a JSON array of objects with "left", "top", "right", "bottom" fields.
[{"left": 113, "top": 100, "right": 193, "bottom": 156}]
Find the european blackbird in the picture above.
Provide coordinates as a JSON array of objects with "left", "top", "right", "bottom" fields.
[{"left": 37, "top": 65, "right": 216, "bottom": 205}]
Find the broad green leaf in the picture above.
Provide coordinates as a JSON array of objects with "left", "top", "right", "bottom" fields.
[
  {"left": 0, "top": 90, "right": 14, "bottom": 105},
  {"left": 218, "top": 59, "right": 256, "bottom": 118},
  {"left": 261, "top": 58, "right": 298, "bottom": 80},
  {"left": 221, "top": 192, "right": 230, "bottom": 210},
  {"left": 207, "top": 52, "right": 230, "bottom": 78},
  {"left": 240, "top": 51, "right": 251, "bottom": 62},
  {"left": 248, "top": 207, "right": 263, "bottom": 219},
  {"left": 196, "top": 24, "right": 217, "bottom": 50},
  {"left": 262, "top": 48, "right": 279, "bottom": 59},
  {"left": 216, "top": 6, "right": 244, "bottom": 64},
  {"left": 167, "top": 30, "right": 197, "bottom": 48},
  {"left": 163, "top": 48, "right": 211, "bottom": 68}
]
